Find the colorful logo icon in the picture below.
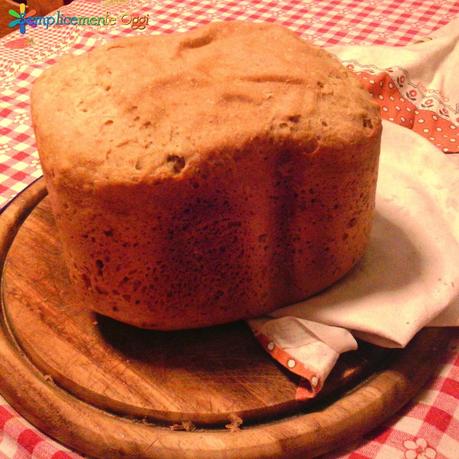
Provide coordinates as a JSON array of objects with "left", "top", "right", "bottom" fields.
[{"left": 8, "top": 2, "right": 37, "bottom": 35}]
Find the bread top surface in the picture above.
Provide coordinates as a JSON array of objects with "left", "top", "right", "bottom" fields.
[{"left": 32, "top": 21, "right": 381, "bottom": 186}]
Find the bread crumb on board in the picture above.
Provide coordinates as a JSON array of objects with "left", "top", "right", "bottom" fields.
[
  {"left": 170, "top": 420, "right": 197, "bottom": 432},
  {"left": 225, "top": 414, "right": 243, "bottom": 432}
]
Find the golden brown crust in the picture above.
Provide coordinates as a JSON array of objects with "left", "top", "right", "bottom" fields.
[
  {"left": 32, "top": 21, "right": 382, "bottom": 329},
  {"left": 32, "top": 21, "right": 380, "bottom": 186}
]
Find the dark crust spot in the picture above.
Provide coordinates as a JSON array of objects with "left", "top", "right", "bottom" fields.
[
  {"left": 167, "top": 154, "right": 186, "bottom": 173},
  {"left": 180, "top": 33, "right": 214, "bottom": 50},
  {"left": 363, "top": 117, "right": 374, "bottom": 129}
]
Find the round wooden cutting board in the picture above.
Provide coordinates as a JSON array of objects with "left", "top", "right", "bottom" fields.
[{"left": 0, "top": 179, "right": 451, "bottom": 458}]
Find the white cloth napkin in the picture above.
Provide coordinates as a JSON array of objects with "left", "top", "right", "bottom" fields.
[{"left": 249, "top": 22, "right": 459, "bottom": 396}]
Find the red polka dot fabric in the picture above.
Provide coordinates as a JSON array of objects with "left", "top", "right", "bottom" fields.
[
  {"left": 350, "top": 67, "right": 459, "bottom": 153},
  {"left": 254, "top": 330, "right": 323, "bottom": 398}
]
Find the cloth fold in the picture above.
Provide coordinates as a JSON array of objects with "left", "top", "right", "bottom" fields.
[
  {"left": 249, "top": 23, "right": 459, "bottom": 393},
  {"left": 250, "top": 317, "right": 357, "bottom": 396}
]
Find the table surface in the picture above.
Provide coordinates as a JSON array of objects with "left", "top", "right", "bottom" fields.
[{"left": 0, "top": 1, "right": 458, "bottom": 459}]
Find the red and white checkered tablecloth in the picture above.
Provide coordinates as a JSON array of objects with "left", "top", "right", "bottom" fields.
[{"left": 0, "top": 1, "right": 458, "bottom": 458}]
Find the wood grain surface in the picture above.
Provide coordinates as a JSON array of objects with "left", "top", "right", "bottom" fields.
[
  {"left": 0, "top": 178, "right": 452, "bottom": 458},
  {"left": 2, "top": 179, "right": 386, "bottom": 425}
]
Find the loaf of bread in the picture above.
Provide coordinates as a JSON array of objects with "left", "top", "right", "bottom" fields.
[{"left": 31, "top": 21, "right": 381, "bottom": 330}]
